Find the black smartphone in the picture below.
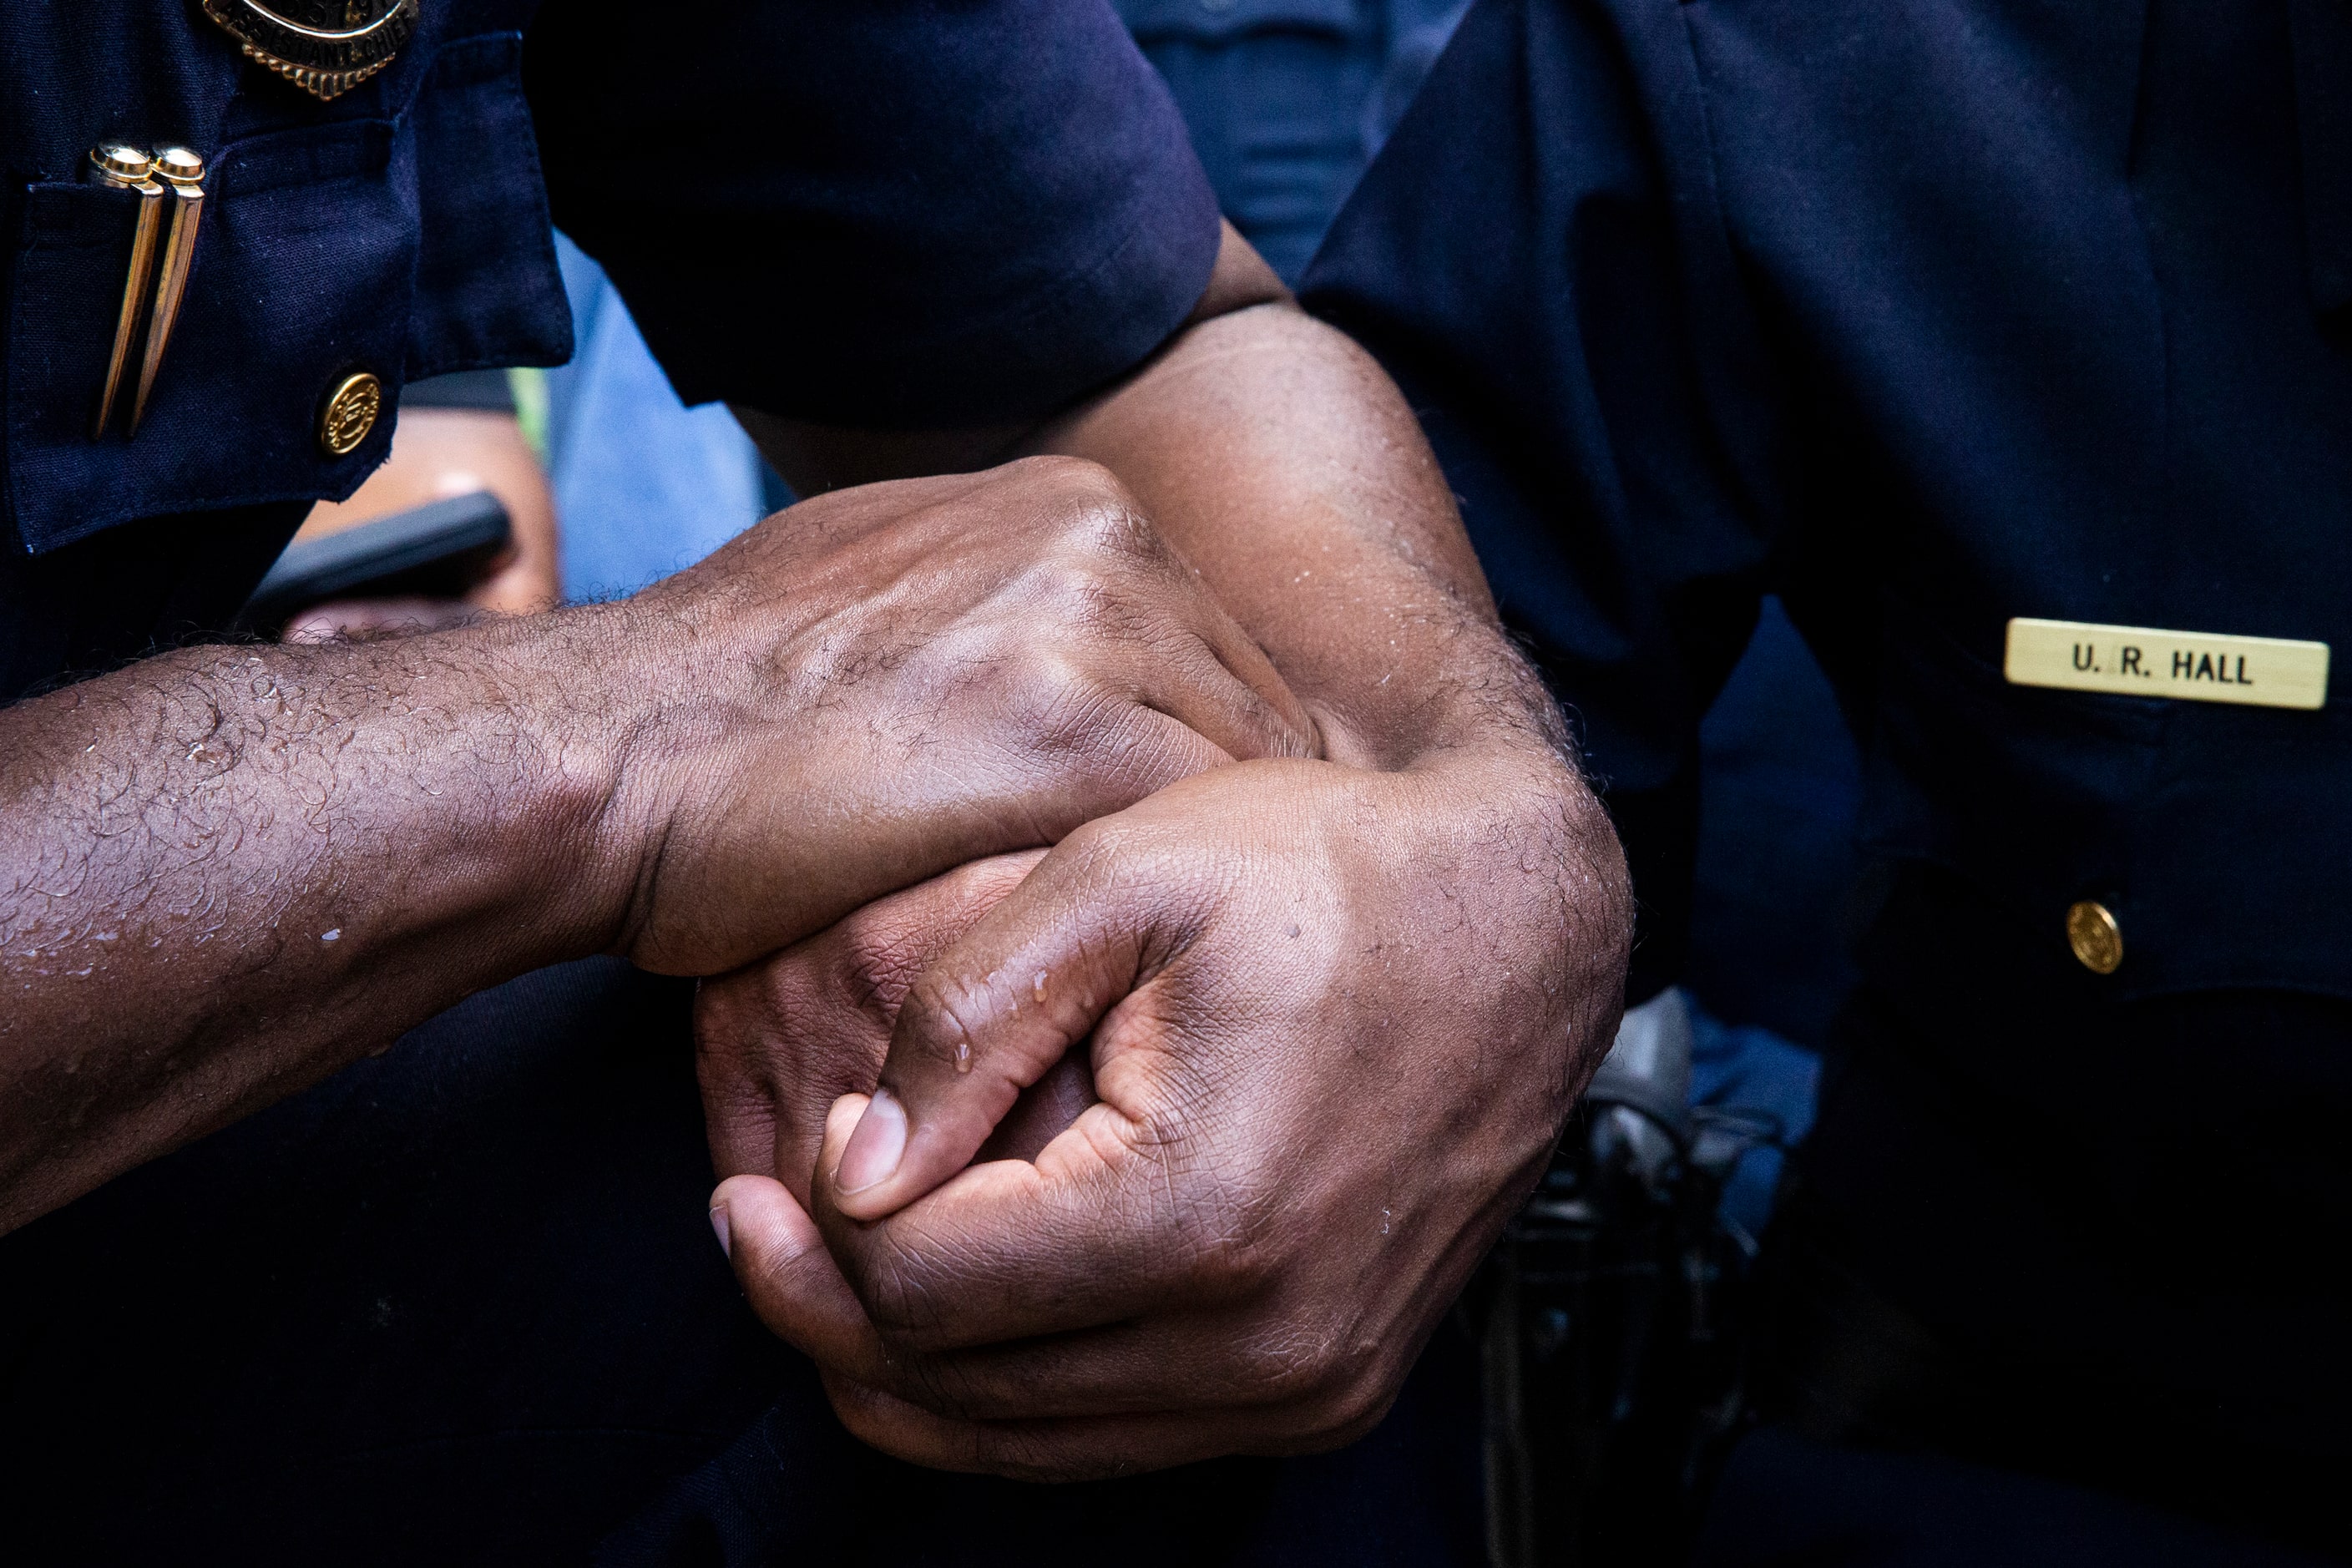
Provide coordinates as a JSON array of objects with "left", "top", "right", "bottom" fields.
[{"left": 239, "top": 490, "right": 513, "bottom": 636}]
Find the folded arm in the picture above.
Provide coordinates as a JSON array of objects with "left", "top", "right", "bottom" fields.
[
  {"left": 0, "top": 455, "right": 1309, "bottom": 1233},
  {"left": 706, "top": 229, "right": 1634, "bottom": 1475},
  {"left": 748, "top": 227, "right": 1525, "bottom": 772}
]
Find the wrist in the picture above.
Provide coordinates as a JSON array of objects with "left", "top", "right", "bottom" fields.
[
  {"left": 487, "top": 601, "right": 670, "bottom": 960},
  {"left": 1302, "top": 614, "right": 1575, "bottom": 778}
]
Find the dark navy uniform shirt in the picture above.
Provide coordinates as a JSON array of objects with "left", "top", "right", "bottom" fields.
[
  {"left": 1113, "top": 0, "right": 1469, "bottom": 281},
  {"left": 0, "top": 0, "right": 1218, "bottom": 700},
  {"left": 1305, "top": 0, "right": 2352, "bottom": 1484}
]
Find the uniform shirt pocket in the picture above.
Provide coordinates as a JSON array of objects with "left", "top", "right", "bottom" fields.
[{"left": 7, "top": 121, "right": 415, "bottom": 554}]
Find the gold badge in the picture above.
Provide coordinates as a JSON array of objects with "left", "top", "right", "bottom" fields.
[
  {"left": 2004, "top": 618, "right": 2329, "bottom": 711},
  {"left": 319, "top": 372, "right": 383, "bottom": 456},
  {"left": 200, "top": 0, "right": 420, "bottom": 102}
]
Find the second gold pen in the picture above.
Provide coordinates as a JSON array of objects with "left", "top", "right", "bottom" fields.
[
  {"left": 87, "top": 144, "right": 165, "bottom": 438},
  {"left": 129, "top": 146, "right": 207, "bottom": 436}
]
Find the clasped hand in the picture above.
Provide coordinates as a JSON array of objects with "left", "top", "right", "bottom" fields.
[
  {"left": 585, "top": 455, "right": 1312, "bottom": 974},
  {"left": 701, "top": 746, "right": 1625, "bottom": 1478}
]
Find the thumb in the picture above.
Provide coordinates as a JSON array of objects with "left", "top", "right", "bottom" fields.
[
  {"left": 822, "top": 845, "right": 1181, "bottom": 1222},
  {"left": 710, "top": 1166, "right": 894, "bottom": 1381}
]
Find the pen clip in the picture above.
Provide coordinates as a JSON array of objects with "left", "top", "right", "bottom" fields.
[
  {"left": 87, "top": 144, "right": 165, "bottom": 439},
  {"left": 129, "top": 146, "right": 207, "bottom": 436}
]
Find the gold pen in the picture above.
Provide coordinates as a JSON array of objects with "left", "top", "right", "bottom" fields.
[
  {"left": 87, "top": 144, "right": 165, "bottom": 438},
  {"left": 129, "top": 146, "right": 207, "bottom": 435}
]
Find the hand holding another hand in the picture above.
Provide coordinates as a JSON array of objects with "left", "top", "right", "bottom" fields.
[
  {"left": 582, "top": 455, "right": 1314, "bottom": 977},
  {"left": 698, "top": 848, "right": 1080, "bottom": 1206},
  {"left": 704, "top": 748, "right": 1628, "bottom": 1479}
]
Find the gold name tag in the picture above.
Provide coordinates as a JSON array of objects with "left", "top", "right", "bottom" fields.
[{"left": 2004, "top": 619, "right": 2329, "bottom": 711}]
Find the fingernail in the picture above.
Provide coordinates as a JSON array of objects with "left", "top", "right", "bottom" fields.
[
  {"left": 708, "top": 1203, "right": 731, "bottom": 1258},
  {"left": 837, "top": 1089, "right": 908, "bottom": 1195}
]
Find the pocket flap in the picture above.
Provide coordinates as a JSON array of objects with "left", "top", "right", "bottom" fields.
[{"left": 7, "top": 121, "right": 415, "bottom": 554}]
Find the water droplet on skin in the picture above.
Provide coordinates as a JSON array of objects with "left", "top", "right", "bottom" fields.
[
  {"left": 1033, "top": 970, "right": 1049, "bottom": 1003},
  {"left": 1381, "top": 1207, "right": 1393, "bottom": 1236},
  {"left": 320, "top": 928, "right": 341, "bottom": 942}
]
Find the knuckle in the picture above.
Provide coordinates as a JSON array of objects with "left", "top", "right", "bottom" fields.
[
  {"left": 1053, "top": 815, "right": 1211, "bottom": 898},
  {"left": 1031, "top": 468, "right": 1167, "bottom": 571},
  {"left": 1014, "top": 555, "right": 1111, "bottom": 619},
  {"left": 1241, "top": 1344, "right": 1332, "bottom": 1409},
  {"left": 1020, "top": 453, "right": 1135, "bottom": 520},
  {"left": 1053, "top": 812, "right": 1136, "bottom": 873},
  {"left": 1002, "top": 648, "right": 1100, "bottom": 728},
  {"left": 1009, "top": 560, "right": 1161, "bottom": 664},
  {"left": 826, "top": 1390, "right": 896, "bottom": 1454},
  {"left": 1262, "top": 1397, "right": 1392, "bottom": 1459},
  {"left": 1228, "top": 1338, "right": 1399, "bottom": 1455},
  {"left": 830, "top": 908, "right": 940, "bottom": 1018},
  {"left": 1074, "top": 503, "right": 1162, "bottom": 570},
  {"left": 1228, "top": 1318, "right": 1353, "bottom": 1409},
  {"left": 1287, "top": 1323, "right": 1410, "bottom": 1446},
  {"left": 1001, "top": 451, "right": 1118, "bottom": 498}
]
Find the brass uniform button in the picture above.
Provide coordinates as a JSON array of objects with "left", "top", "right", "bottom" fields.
[
  {"left": 318, "top": 372, "right": 383, "bottom": 457},
  {"left": 2066, "top": 899, "right": 2123, "bottom": 975}
]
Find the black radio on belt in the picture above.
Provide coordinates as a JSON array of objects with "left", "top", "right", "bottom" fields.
[{"left": 1480, "top": 997, "right": 1783, "bottom": 1568}]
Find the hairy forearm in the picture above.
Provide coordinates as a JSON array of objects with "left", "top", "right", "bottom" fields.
[
  {"left": 0, "top": 609, "right": 625, "bottom": 1229},
  {"left": 0, "top": 451, "right": 1333, "bottom": 1229},
  {"left": 1033, "top": 300, "right": 1563, "bottom": 773},
  {"left": 748, "top": 305, "right": 1564, "bottom": 774}
]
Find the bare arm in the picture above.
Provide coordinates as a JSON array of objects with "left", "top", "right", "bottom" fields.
[
  {"left": 1032, "top": 298, "right": 1514, "bottom": 771},
  {"left": 706, "top": 229, "right": 1633, "bottom": 1474},
  {"left": 0, "top": 463, "right": 1312, "bottom": 1232},
  {"left": 742, "top": 225, "right": 1560, "bottom": 782},
  {"left": 0, "top": 615, "right": 620, "bottom": 1227}
]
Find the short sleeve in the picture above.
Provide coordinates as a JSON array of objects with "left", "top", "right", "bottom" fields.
[
  {"left": 523, "top": 0, "right": 1221, "bottom": 427},
  {"left": 1299, "top": 0, "right": 1788, "bottom": 999}
]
